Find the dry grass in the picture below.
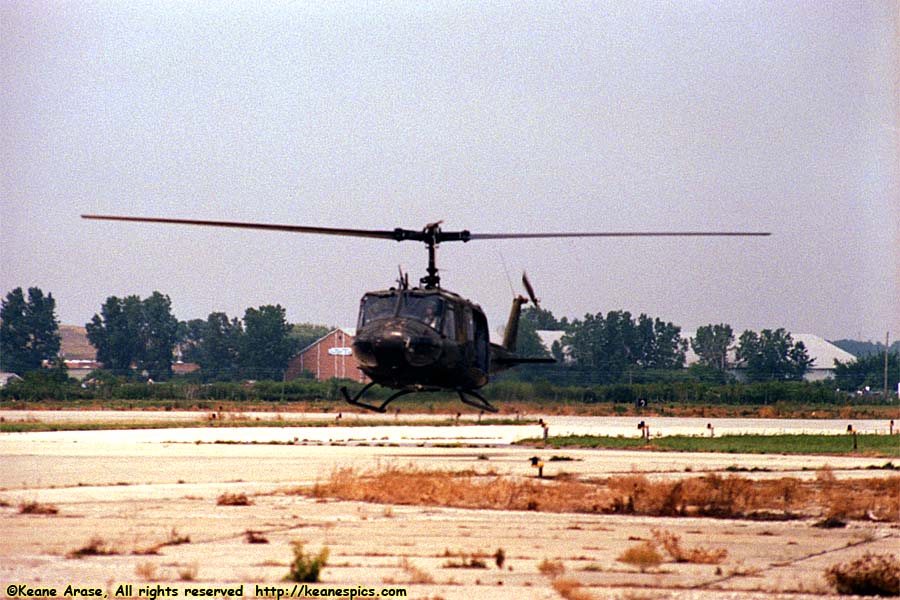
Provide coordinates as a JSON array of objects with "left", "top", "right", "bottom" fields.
[
  {"left": 178, "top": 563, "right": 198, "bottom": 581},
  {"left": 216, "top": 491, "right": 252, "bottom": 506},
  {"left": 538, "top": 558, "right": 566, "bottom": 577},
  {"left": 311, "top": 465, "right": 603, "bottom": 513},
  {"left": 285, "top": 541, "right": 329, "bottom": 583},
  {"left": 304, "top": 465, "right": 899, "bottom": 522},
  {"left": 135, "top": 560, "right": 158, "bottom": 581},
  {"left": 552, "top": 577, "right": 597, "bottom": 600},
  {"left": 18, "top": 501, "right": 59, "bottom": 515},
  {"left": 651, "top": 528, "right": 727, "bottom": 564},
  {"left": 398, "top": 557, "right": 435, "bottom": 584},
  {"left": 825, "top": 552, "right": 900, "bottom": 596},
  {"left": 617, "top": 542, "right": 663, "bottom": 572},
  {"left": 67, "top": 536, "right": 118, "bottom": 559},
  {"left": 441, "top": 548, "right": 490, "bottom": 569},
  {"left": 245, "top": 530, "right": 269, "bottom": 544}
]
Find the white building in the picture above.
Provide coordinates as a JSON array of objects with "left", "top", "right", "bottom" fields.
[{"left": 682, "top": 332, "right": 855, "bottom": 382}]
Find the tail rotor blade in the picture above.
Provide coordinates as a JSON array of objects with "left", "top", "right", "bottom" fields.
[{"left": 522, "top": 272, "right": 540, "bottom": 308}]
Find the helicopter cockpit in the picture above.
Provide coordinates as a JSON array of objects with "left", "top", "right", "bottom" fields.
[{"left": 357, "top": 291, "right": 446, "bottom": 332}]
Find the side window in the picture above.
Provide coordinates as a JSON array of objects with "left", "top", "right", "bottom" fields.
[
  {"left": 464, "top": 307, "right": 474, "bottom": 342},
  {"left": 443, "top": 306, "right": 456, "bottom": 339}
]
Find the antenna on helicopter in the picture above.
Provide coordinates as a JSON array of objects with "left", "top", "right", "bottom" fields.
[{"left": 397, "top": 266, "right": 409, "bottom": 290}]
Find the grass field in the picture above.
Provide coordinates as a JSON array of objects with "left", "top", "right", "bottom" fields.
[
  {"left": 519, "top": 433, "right": 900, "bottom": 457},
  {"left": 0, "top": 416, "right": 535, "bottom": 433}
]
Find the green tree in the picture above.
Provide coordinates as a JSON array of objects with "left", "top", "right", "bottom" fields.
[
  {"left": 177, "top": 318, "right": 207, "bottom": 363},
  {"left": 833, "top": 352, "right": 899, "bottom": 392},
  {"left": 562, "top": 310, "right": 686, "bottom": 383},
  {"left": 521, "top": 305, "right": 568, "bottom": 331},
  {"left": 0, "top": 287, "right": 61, "bottom": 374},
  {"left": 240, "top": 304, "right": 297, "bottom": 380},
  {"left": 635, "top": 314, "right": 687, "bottom": 369},
  {"left": 515, "top": 315, "right": 550, "bottom": 358},
  {"left": 86, "top": 292, "right": 179, "bottom": 379},
  {"left": 140, "top": 292, "right": 179, "bottom": 380},
  {"left": 691, "top": 323, "right": 735, "bottom": 371},
  {"left": 290, "top": 322, "right": 333, "bottom": 351},
  {"left": 196, "top": 312, "right": 243, "bottom": 381},
  {"left": 86, "top": 295, "right": 144, "bottom": 375},
  {"left": 735, "top": 329, "right": 813, "bottom": 382}
]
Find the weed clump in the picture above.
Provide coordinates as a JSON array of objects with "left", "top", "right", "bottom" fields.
[
  {"left": 217, "top": 492, "right": 252, "bottom": 506},
  {"left": 285, "top": 541, "right": 329, "bottom": 583},
  {"left": 398, "top": 557, "right": 434, "bottom": 584},
  {"left": 825, "top": 552, "right": 899, "bottom": 597},
  {"left": 552, "top": 577, "right": 596, "bottom": 600},
  {"left": 441, "top": 549, "right": 488, "bottom": 569},
  {"left": 652, "top": 528, "right": 727, "bottom": 564},
  {"left": 19, "top": 501, "right": 58, "bottom": 515},
  {"left": 617, "top": 542, "right": 663, "bottom": 572},
  {"left": 537, "top": 558, "right": 566, "bottom": 577},
  {"left": 245, "top": 530, "right": 269, "bottom": 544},
  {"left": 67, "top": 536, "right": 118, "bottom": 559}
]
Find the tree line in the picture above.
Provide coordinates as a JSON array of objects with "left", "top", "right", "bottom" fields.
[
  {"left": 1, "top": 287, "right": 307, "bottom": 383},
  {"left": 1, "top": 286, "right": 897, "bottom": 394},
  {"left": 517, "top": 308, "right": 866, "bottom": 387}
]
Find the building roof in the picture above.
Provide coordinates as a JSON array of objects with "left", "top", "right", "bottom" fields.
[
  {"left": 298, "top": 327, "right": 356, "bottom": 354},
  {"left": 536, "top": 330, "right": 566, "bottom": 352},
  {"left": 0, "top": 372, "right": 23, "bottom": 387},
  {"left": 60, "top": 325, "right": 96, "bottom": 360}
]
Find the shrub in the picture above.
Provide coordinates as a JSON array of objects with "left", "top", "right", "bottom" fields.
[
  {"left": 217, "top": 492, "right": 252, "bottom": 506},
  {"left": 398, "top": 558, "right": 434, "bottom": 584},
  {"left": 285, "top": 542, "right": 329, "bottom": 583},
  {"left": 68, "top": 536, "right": 117, "bottom": 558},
  {"left": 245, "top": 530, "right": 269, "bottom": 544},
  {"left": 552, "top": 578, "right": 596, "bottom": 600},
  {"left": 617, "top": 542, "right": 663, "bottom": 572},
  {"left": 825, "top": 552, "right": 899, "bottom": 596},
  {"left": 652, "top": 528, "right": 727, "bottom": 564},
  {"left": 538, "top": 558, "right": 565, "bottom": 577},
  {"left": 19, "top": 501, "right": 58, "bottom": 515}
]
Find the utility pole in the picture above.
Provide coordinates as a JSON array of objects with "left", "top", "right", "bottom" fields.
[{"left": 884, "top": 332, "right": 890, "bottom": 401}]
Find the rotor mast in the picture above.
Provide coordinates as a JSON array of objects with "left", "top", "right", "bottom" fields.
[{"left": 420, "top": 221, "right": 449, "bottom": 289}]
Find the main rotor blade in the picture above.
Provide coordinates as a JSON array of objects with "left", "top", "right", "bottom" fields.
[
  {"left": 82, "top": 215, "right": 770, "bottom": 242},
  {"left": 467, "top": 231, "right": 770, "bottom": 240},
  {"left": 81, "top": 215, "right": 407, "bottom": 240}
]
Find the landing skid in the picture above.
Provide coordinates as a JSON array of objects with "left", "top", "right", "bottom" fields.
[
  {"left": 456, "top": 388, "right": 498, "bottom": 413},
  {"left": 340, "top": 382, "right": 416, "bottom": 413},
  {"left": 340, "top": 383, "right": 498, "bottom": 413}
]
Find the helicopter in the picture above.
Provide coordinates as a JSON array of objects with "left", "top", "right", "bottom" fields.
[{"left": 81, "top": 215, "right": 769, "bottom": 412}]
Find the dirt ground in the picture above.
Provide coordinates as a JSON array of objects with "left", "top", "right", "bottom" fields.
[{"left": 1, "top": 415, "right": 898, "bottom": 600}]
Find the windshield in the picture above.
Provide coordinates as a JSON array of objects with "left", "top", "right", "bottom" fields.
[
  {"left": 398, "top": 294, "right": 443, "bottom": 330},
  {"left": 358, "top": 294, "right": 396, "bottom": 327}
]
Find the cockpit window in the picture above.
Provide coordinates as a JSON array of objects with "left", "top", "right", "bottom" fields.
[
  {"left": 398, "top": 294, "right": 444, "bottom": 330},
  {"left": 358, "top": 294, "right": 396, "bottom": 327}
]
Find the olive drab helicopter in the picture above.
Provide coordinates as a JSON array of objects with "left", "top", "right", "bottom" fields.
[{"left": 81, "top": 215, "right": 768, "bottom": 412}]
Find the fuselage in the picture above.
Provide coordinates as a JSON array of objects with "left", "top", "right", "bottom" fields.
[{"left": 352, "top": 288, "right": 491, "bottom": 391}]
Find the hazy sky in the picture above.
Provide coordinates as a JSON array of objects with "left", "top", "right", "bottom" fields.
[{"left": 3, "top": 2, "right": 898, "bottom": 342}]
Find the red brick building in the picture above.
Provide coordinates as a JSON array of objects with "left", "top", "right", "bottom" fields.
[{"left": 285, "top": 328, "right": 367, "bottom": 382}]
